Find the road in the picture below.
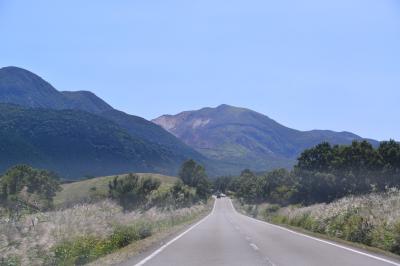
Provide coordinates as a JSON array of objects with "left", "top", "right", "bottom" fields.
[{"left": 129, "top": 198, "right": 400, "bottom": 266}]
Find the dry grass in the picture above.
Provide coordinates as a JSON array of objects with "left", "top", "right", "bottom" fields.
[
  {"left": 275, "top": 188, "right": 400, "bottom": 228},
  {"left": 0, "top": 199, "right": 208, "bottom": 265},
  {"left": 237, "top": 189, "right": 400, "bottom": 256}
]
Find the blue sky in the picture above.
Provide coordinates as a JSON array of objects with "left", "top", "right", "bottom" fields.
[{"left": 0, "top": 0, "right": 399, "bottom": 140}]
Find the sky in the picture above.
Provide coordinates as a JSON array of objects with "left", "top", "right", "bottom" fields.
[{"left": 0, "top": 0, "right": 399, "bottom": 140}]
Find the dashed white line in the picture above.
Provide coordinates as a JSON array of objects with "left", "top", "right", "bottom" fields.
[
  {"left": 228, "top": 199, "right": 400, "bottom": 266},
  {"left": 250, "top": 243, "right": 259, "bottom": 251}
]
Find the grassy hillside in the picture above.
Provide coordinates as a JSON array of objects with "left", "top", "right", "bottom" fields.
[{"left": 55, "top": 173, "right": 178, "bottom": 207}]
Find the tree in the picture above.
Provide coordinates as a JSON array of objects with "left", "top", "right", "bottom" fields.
[
  {"left": 296, "top": 142, "right": 336, "bottom": 173},
  {"left": 378, "top": 140, "right": 400, "bottom": 188},
  {"left": 178, "top": 159, "right": 210, "bottom": 199},
  {"left": 109, "top": 174, "right": 140, "bottom": 208},
  {"left": 235, "top": 169, "right": 259, "bottom": 203},
  {"left": 0, "top": 165, "right": 62, "bottom": 213},
  {"left": 108, "top": 174, "right": 161, "bottom": 209},
  {"left": 262, "top": 169, "right": 295, "bottom": 204},
  {"left": 214, "top": 176, "right": 232, "bottom": 193},
  {"left": 178, "top": 159, "right": 202, "bottom": 187}
]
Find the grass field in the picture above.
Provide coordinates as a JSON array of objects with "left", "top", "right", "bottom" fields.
[
  {"left": 54, "top": 173, "right": 178, "bottom": 208},
  {"left": 1, "top": 172, "right": 210, "bottom": 265}
]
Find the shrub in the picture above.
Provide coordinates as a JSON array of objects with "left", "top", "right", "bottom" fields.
[
  {"left": 342, "top": 214, "right": 373, "bottom": 244},
  {"left": 370, "top": 224, "right": 396, "bottom": 251},
  {"left": 52, "top": 223, "right": 153, "bottom": 265},
  {"left": 108, "top": 174, "right": 160, "bottom": 210},
  {"left": 0, "top": 257, "right": 20, "bottom": 266},
  {"left": 53, "top": 236, "right": 98, "bottom": 265},
  {"left": 390, "top": 222, "right": 400, "bottom": 254}
]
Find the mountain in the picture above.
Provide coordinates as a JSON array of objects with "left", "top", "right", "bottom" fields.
[
  {"left": 0, "top": 104, "right": 181, "bottom": 178},
  {"left": 0, "top": 66, "right": 208, "bottom": 177},
  {"left": 61, "top": 90, "right": 113, "bottom": 113},
  {"left": 153, "top": 104, "right": 379, "bottom": 173},
  {"left": 0, "top": 66, "right": 70, "bottom": 109}
]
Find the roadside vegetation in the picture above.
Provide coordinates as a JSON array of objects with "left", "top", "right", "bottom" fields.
[
  {"left": 238, "top": 189, "right": 400, "bottom": 255},
  {"left": 0, "top": 160, "right": 212, "bottom": 265},
  {"left": 216, "top": 140, "right": 400, "bottom": 255}
]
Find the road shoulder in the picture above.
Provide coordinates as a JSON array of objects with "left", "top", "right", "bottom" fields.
[
  {"left": 88, "top": 199, "right": 215, "bottom": 266},
  {"left": 231, "top": 199, "right": 400, "bottom": 264}
]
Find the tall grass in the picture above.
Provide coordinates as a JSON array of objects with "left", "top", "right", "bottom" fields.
[
  {"left": 0, "top": 200, "right": 208, "bottom": 265},
  {"left": 241, "top": 188, "right": 400, "bottom": 255}
]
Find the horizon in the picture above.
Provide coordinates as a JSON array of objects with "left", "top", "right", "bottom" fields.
[
  {"left": 1, "top": 1, "right": 399, "bottom": 140},
  {"left": 0, "top": 64, "right": 396, "bottom": 142}
]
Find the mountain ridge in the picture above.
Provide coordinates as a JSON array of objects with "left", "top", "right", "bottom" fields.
[
  {"left": 153, "top": 104, "right": 378, "bottom": 173},
  {"left": 0, "top": 66, "right": 209, "bottom": 178},
  {"left": 0, "top": 103, "right": 182, "bottom": 178}
]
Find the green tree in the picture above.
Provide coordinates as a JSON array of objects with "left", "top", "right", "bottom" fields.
[
  {"left": 296, "top": 142, "right": 336, "bottom": 173},
  {"left": 178, "top": 159, "right": 210, "bottom": 199},
  {"left": 378, "top": 140, "right": 400, "bottom": 188},
  {"left": 108, "top": 174, "right": 161, "bottom": 209},
  {"left": 0, "top": 165, "right": 61, "bottom": 213},
  {"left": 214, "top": 176, "right": 232, "bottom": 193},
  {"left": 235, "top": 169, "right": 259, "bottom": 203}
]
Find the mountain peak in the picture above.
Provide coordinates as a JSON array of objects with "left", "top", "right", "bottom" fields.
[
  {"left": 1, "top": 66, "right": 34, "bottom": 73},
  {"left": 216, "top": 104, "right": 232, "bottom": 108},
  {"left": 0, "top": 66, "right": 49, "bottom": 83},
  {"left": 0, "top": 66, "right": 70, "bottom": 109},
  {"left": 153, "top": 105, "right": 377, "bottom": 173},
  {"left": 0, "top": 66, "right": 114, "bottom": 113}
]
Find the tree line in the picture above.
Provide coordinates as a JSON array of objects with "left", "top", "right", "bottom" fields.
[
  {"left": 215, "top": 140, "right": 400, "bottom": 205},
  {"left": 0, "top": 158, "right": 212, "bottom": 217}
]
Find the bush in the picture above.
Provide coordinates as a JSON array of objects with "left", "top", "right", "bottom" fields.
[
  {"left": 0, "top": 257, "right": 20, "bottom": 266},
  {"left": 108, "top": 174, "right": 160, "bottom": 210},
  {"left": 390, "top": 222, "right": 400, "bottom": 254},
  {"left": 53, "top": 236, "right": 98, "bottom": 265},
  {"left": 52, "top": 223, "right": 153, "bottom": 265},
  {"left": 370, "top": 224, "right": 396, "bottom": 251},
  {"left": 343, "top": 214, "right": 372, "bottom": 244}
]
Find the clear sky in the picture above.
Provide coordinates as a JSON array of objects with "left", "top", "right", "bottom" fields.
[{"left": 0, "top": 0, "right": 399, "bottom": 140}]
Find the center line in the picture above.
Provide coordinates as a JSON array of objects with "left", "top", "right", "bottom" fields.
[{"left": 250, "top": 243, "right": 259, "bottom": 251}]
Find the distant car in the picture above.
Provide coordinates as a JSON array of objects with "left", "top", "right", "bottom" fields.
[{"left": 216, "top": 194, "right": 221, "bottom": 198}]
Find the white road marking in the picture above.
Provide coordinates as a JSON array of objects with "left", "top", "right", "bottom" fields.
[
  {"left": 250, "top": 243, "right": 259, "bottom": 251},
  {"left": 228, "top": 199, "right": 400, "bottom": 266},
  {"left": 265, "top": 257, "right": 277, "bottom": 266},
  {"left": 134, "top": 199, "right": 217, "bottom": 266}
]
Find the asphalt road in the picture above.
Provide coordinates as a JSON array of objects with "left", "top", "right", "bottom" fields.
[{"left": 129, "top": 198, "right": 400, "bottom": 266}]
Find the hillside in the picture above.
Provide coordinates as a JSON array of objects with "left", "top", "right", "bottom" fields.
[
  {"left": 153, "top": 104, "right": 379, "bottom": 173},
  {"left": 61, "top": 90, "right": 113, "bottom": 113},
  {"left": 0, "top": 66, "right": 208, "bottom": 176},
  {"left": 55, "top": 173, "right": 178, "bottom": 207},
  {"left": 0, "top": 104, "right": 184, "bottom": 179}
]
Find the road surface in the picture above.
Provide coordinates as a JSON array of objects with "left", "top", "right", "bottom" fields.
[{"left": 128, "top": 198, "right": 400, "bottom": 266}]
